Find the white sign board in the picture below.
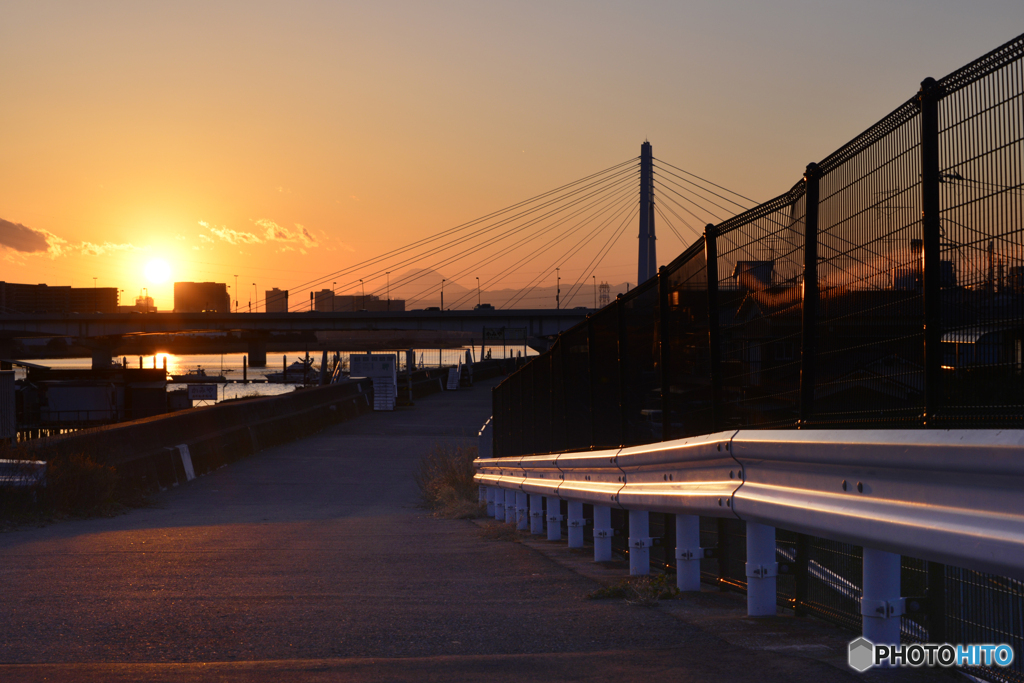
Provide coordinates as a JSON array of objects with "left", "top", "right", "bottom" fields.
[
  {"left": 349, "top": 354, "right": 398, "bottom": 383},
  {"left": 188, "top": 384, "right": 218, "bottom": 401}
]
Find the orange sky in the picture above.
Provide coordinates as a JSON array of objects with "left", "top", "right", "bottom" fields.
[{"left": 2, "top": 1, "right": 1022, "bottom": 310}]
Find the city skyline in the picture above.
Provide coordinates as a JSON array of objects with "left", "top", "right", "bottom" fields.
[{"left": 2, "top": 1, "right": 1022, "bottom": 310}]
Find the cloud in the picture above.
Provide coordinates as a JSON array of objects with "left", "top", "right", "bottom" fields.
[
  {"left": 254, "top": 219, "right": 318, "bottom": 248},
  {"left": 77, "top": 241, "right": 138, "bottom": 257},
  {"left": 0, "top": 218, "right": 52, "bottom": 253},
  {"left": 199, "top": 220, "right": 263, "bottom": 245},
  {"left": 199, "top": 234, "right": 213, "bottom": 243}
]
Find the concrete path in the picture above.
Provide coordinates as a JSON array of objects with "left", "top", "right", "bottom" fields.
[{"left": 0, "top": 380, "right": 944, "bottom": 682}]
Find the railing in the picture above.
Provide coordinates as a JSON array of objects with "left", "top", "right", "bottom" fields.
[
  {"left": 487, "top": 32, "right": 1024, "bottom": 683},
  {"left": 476, "top": 429, "right": 1024, "bottom": 680}
]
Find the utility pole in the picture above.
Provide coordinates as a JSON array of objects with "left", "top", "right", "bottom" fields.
[
  {"left": 387, "top": 272, "right": 391, "bottom": 310},
  {"left": 593, "top": 275, "right": 597, "bottom": 309},
  {"left": 637, "top": 141, "right": 656, "bottom": 285},
  {"left": 441, "top": 279, "right": 445, "bottom": 311},
  {"left": 476, "top": 277, "right": 480, "bottom": 307},
  {"left": 234, "top": 274, "right": 238, "bottom": 312}
]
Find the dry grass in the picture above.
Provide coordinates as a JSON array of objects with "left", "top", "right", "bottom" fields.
[
  {"left": 477, "top": 520, "right": 525, "bottom": 542},
  {"left": 588, "top": 574, "right": 680, "bottom": 606},
  {"left": 414, "top": 442, "right": 486, "bottom": 518}
]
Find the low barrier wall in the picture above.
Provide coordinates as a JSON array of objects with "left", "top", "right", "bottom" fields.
[{"left": 26, "top": 379, "right": 373, "bottom": 491}]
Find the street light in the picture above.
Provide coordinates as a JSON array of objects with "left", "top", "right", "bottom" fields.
[
  {"left": 476, "top": 276, "right": 480, "bottom": 307},
  {"left": 593, "top": 275, "right": 597, "bottom": 309},
  {"left": 234, "top": 274, "right": 238, "bottom": 312},
  {"left": 441, "top": 279, "right": 445, "bottom": 311},
  {"left": 252, "top": 283, "right": 257, "bottom": 312},
  {"left": 386, "top": 272, "right": 390, "bottom": 311},
  {"left": 555, "top": 268, "right": 560, "bottom": 310},
  {"left": 359, "top": 279, "right": 365, "bottom": 309}
]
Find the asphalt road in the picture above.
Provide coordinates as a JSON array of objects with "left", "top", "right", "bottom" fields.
[{"left": 0, "top": 380, "right": 944, "bottom": 682}]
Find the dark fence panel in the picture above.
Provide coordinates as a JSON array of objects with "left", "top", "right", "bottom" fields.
[
  {"left": 589, "top": 305, "right": 622, "bottom": 449},
  {"left": 487, "top": 32, "right": 1024, "bottom": 683}
]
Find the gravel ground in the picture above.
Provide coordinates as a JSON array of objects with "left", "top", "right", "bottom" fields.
[{"left": 0, "top": 379, "right": 955, "bottom": 681}]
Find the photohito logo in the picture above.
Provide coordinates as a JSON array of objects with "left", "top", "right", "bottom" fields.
[{"left": 848, "top": 638, "right": 1015, "bottom": 671}]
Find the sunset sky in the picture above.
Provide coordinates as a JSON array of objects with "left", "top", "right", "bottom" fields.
[{"left": 2, "top": 1, "right": 1022, "bottom": 310}]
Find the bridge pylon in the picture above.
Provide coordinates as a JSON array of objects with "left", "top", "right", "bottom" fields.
[{"left": 637, "top": 141, "right": 656, "bottom": 285}]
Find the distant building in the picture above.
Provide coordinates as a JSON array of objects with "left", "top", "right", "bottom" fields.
[
  {"left": 118, "top": 295, "right": 156, "bottom": 313},
  {"left": 333, "top": 294, "right": 405, "bottom": 312},
  {"left": 314, "top": 289, "right": 335, "bottom": 312},
  {"left": 174, "top": 282, "right": 230, "bottom": 313},
  {"left": 0, "top": 281, "right": 118, "bottom": 314},
  {"left": 266, "top": 288, "right": 289, "bottom": 312}
]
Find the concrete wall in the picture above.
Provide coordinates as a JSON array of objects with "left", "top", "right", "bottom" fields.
[{"left": 26, "top": 379, "right": 373, "bottom": 491}]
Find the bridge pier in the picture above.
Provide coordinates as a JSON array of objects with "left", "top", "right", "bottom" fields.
[
  {"left": 745, "top": 522, "right": 778, "bottom": 616},
  {"left": 593, "top": 505, "right": 612, "bottom": 561},
  {"left": 675, "top": 514, "right": 702, "bottom": 591},
  {"left": 79, "top": 336, "right": 122, "bottom": 370},
  {"left": 862, "top": 547, "right": 903, "bottom": 646},
  {"left": 529, "top": 494, "right": 544, "bottom": 534},
  {"left": 628, "top": 510, "right": 651, "bottom": 576},
  {"left": 545, "top": 496, "right": 562, "bottom": 541},
  {"left": 247, "top": 337, "right": 268, "bottom": 367}
]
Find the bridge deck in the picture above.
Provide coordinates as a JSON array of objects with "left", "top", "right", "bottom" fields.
[{"left": 0, "top": 380, "right": 932, "bottom": 682}]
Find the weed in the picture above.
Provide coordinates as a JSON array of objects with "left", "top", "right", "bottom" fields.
[
  {"left": 414, "top": 442, "right": 485, "bottom": 518},
  {"left": 478, "top": 520, "right": 524, "bottom": 542},
  {"left": 46, "top": 453, "right": 120, "bottom": 516},
  {"left": 588, "top": 574, "right": 680, "bottom": 606}
]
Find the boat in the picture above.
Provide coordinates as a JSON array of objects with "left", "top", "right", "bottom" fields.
[
  {"left": 168, "top": 366, "right": 227, "bottom": 383},
  {"left": 265, "top": 358, "right": 319, "bottom": 384}
]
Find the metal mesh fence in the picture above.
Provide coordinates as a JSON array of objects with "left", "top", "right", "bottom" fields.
[{"left": 489, "top": 32, "right": 1024, "bottom": 683}]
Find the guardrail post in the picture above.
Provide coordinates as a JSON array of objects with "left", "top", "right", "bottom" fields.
[
  {"left": 862, "top": 547, "right": 904, "bottom": 646},
  {"left": 493, "top": 487, "right": 504, "bottom": 519},
  {"left": 529, "top": 494, "right": 544, "bottom": 535},
  {"left": 485, "top": 487, "right": 495, "bottom": 516},
  {"left": 704, "top": 227, "right": 722, "bottom": 431},
  {"left": 545, "top": 496, "right": 562, "bottom": 541},
  {"left": 504, "top": 489, "right": 516, "bottom": 524},
  {"left": 567, "top": 501, "right": 584, "bottom": 548},
  {"left": 628, "top": 510, "right": 651, "bottom": 576},
  {"left": 593, "top": 505, "right": 612, "bottom": 561},
  {"left": 516, "top": 491, "right": 529, "bottom": 531},
  {"left": 799, "top": 163, "right": 820, "bottom": 427},
  {"left": 746, "top": 522, "right": 777, "bottom": 616},
  {"left": 675, "top": 514, "right": 701, "bottom": 591}
]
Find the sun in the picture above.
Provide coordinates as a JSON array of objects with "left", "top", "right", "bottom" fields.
[{"left": 144, "top": 258, "right": 171, "bottom": 284}]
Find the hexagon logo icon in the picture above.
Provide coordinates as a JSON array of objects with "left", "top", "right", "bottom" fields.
[{"left": 848, "top": 637, "right": 875, "bottom": 672}]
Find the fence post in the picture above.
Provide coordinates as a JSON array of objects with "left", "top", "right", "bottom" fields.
[
  {"left": 794, "top": 532, "right": 810, "bottom": 616},
  {"left": 704, "top": 227, "right": 722, "bottom": 432},
  {"left": 927, "top": 561, "right": 947, "bottom": 643},
  {"left": 919, "top": 77, "right": 944, "bottom": 425},
  {"left": 799, "top": 163, "right": 820, "bottom": 427},
  {"left": 593, "top": 505, "right": 613, "bottom": 562},
  {"left": 587, "top": 315, "right": 598, "bottom": 447},
  {"left": 617, "top": 296, "right": 629, "bottom": 445},
  {"left": 659, "top": 265, "right": 672, "bottom": 441}
]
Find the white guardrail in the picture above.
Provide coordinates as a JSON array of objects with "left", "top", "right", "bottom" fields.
[{"left": 474, "top": 428, "right": 1024, "bottom": 645}]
